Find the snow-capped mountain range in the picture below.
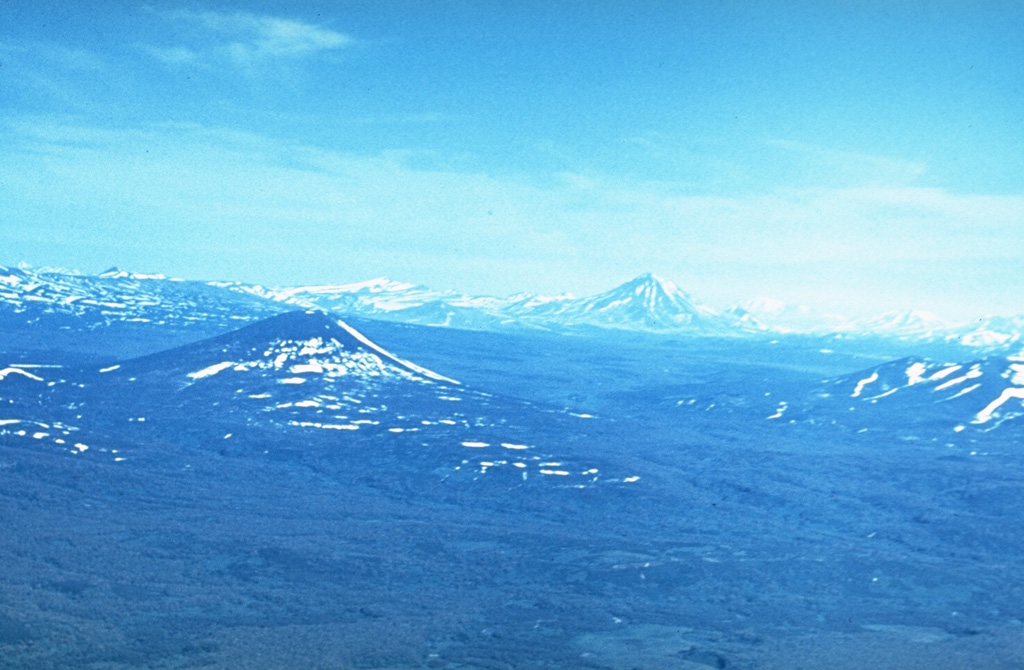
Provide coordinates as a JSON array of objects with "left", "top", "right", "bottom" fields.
[
  {"left": 2, "top": 263, "right": 1022, "bottom": 354},
  {"left": 792, "top": 353, "right": 1024, "bottom": 433}
]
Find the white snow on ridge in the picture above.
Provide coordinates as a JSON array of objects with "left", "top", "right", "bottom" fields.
[
  {"left": 851, "top": 372, "right": 878, "bottom": 398},
  {"left": 188, "top": 361, "right": 235, "bottom": 379},
  {"left": 974, "top": 387, "right": 1024, "bottom": 424},
  {"left": 333, "top": 318, "right": 459, "bottom": 384},
  {"left": 948, "top": 383, "right": 981, "bottom": 399},
  {"left": 934, "top": 365, "right": 983, "bottom": 391},
  {"left": 0, "top": 367, "right": 44, "bottom": 382},
  {"left": 275, "top": 277, "right": 419, "bottom": 298},
  {"left": 927, "top": 365, "right": 962, "bottom": 382},
  {"left": 906, "top": 362, "right": 928, "bottom": 386},
  {"left": 290, "top": 362, "right": 324, "bottom": 374}
]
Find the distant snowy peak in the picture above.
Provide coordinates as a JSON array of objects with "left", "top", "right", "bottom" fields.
[
  {"left": 246, "top": 272, "right": 746, "bottom": 334},
  {"left": 272, "top": 277, "right": 422, "bottom": 300},
  {"left": 953, "top": 315, "right": 1024, "bottom": 349},
  {"left": 98, "top": 266, "right": 172, "bottom": 281},
  {"left": 598, "top": 272, "right": 708, "bottom": 316},
  {"left": 843, "top": 309, "right": 956, "bottom": 339},
  {"left": 6, "top": 263, "right": 1024, "bottom": 347},
  {"left": 116, "top": 310, "right": 458, "bottom": 387},
  {"left": 508, "top": 273, "right": 744, "bottom": 333},
  {"left": 738, "top": 297, "right": 1024, "bottom": 352},
  {"left": 742, "top": 296, "right": 789, "bottom": 315},
  {"left": 256, "top": 278, "right": 461, "bottom": 321},
  {"left": 831, "top": 355, "right": 1024, "bottom": 429},
  {"left": 736, "top": 297, "right": 848, "bottom": 334},
  {"left": 571, "top": 273, "right": 717, "bottom": 325}
]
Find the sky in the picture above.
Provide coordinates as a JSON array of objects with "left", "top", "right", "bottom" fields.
[{"left": 1, "top": 1, "right": 1022, "bottom": 320}]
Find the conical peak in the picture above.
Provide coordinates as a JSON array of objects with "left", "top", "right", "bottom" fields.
[
  {"left": 624, "top": 272, "right": 683, "bottom": 295},
  {"left": 121, "top": 310, "right": 459, "bottom": 385},
  {"left": 233, "top": 309, "right": 345, "bottom": 341}
]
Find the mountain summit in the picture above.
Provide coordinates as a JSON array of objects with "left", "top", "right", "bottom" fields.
[
  {"left": 111, "top": 310, "right": 459, "bottom": 388},
  {"left": 560, "top": 272, "right": 718, "bottom": 329},
  {"left": 507, "top": 273, "right": 742, "bottom": 333}
]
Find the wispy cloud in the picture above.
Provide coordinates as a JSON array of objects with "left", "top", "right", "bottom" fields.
[
  {"left": 146, "top": 10, "right": 353, "bottom": 68},
  {"left": 766, "top": 139, "right": 928, "bottom": 186},
  {"left": 0, "top": 39, "right": 106, "bottom": 73},
  {"left": 0, "top": 40, "right": 108, "bottom": 111},
  {"left": 2, "top": 119, "right": 1022, "bottom": 317},
  {"left": 140, "top": 45, "right": 199, "bottom": 67}
]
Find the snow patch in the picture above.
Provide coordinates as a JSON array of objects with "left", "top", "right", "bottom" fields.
[
  {"left": 906, "top": 362, "right": 928, "bottom": 385},
  {"left": 974, "top": 387, "right": 1024, "bottom": 424},
  {"left": 0, "top": 367, "right": 43, "bottom": 382},
  {"left": 852, "top": 372, "right": 878, "bottom": 398},
  {"left": 188, "top": 361, "right": 234, "bottom": 380}
]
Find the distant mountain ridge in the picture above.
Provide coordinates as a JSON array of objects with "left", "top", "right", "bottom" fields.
[
  {"left": 795, "top": 353, "right": 1024, "bottom": 432},
  {"left": 3, "top": 263, "right": 1023, "bottom": 353},
  {"left": 114, "top": 310, "right": 460, "bottom": 388},
  {"left": 242, "top": 271, "right": 753, "bottom": 334}
]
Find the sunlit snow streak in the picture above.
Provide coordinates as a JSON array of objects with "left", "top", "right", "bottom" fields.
[
  {"left": 288, "top": 420, "right": 359, "bottom": 430},
  {"left": 928, "top": 365, "right": 962, "bottom": 382},
  {"left": 852, "top": 372, "right": 878, "bottom": 398},
  {"left": 935, "top": 368, "right": 983, "bottom": 390},
  {"left": 0, "top": 367, "right": 43, "bottom": 382},
  {"left": 332, "top": 318, "right": 460, "bottom": 384},
  {"left": 973, "top": 387, "right": 1024, "bottom": 424},
  {"left": 905, "top": 362, "right": 928, "bottom": 386},
  {"left": 188, "top": 361, "right": 234, "bottom": 379},
  {"left": 948, "top": 383, "right": 981, "bottom": 399}
]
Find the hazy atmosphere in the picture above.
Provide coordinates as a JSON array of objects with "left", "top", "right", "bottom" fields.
[
  {"left": 2, "top": 1, "right": 1022, "bottom": 319},
  {"left": 5, "top": 6, "right": 1024, "bottom": 669}
]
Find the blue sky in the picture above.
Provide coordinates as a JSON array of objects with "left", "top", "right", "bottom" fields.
[{"left": 1, "top": 1, "right": 1022, "bottom": 320}]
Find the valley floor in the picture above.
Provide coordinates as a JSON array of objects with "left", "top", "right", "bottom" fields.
[{"left": 2, "top": 323, "right": 1023, "bottom": 669}]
